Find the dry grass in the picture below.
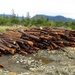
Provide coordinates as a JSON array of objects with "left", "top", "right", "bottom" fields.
[
  {"left": 0, "top": 25, "right": 72, "bottom": 33},
  {"left": 0, "top": 25, "right": 27, "bottom": 33}
]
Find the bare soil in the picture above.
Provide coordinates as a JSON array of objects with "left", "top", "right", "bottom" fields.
[{"left": 0, "top": 47, "right": 75, "bottom": 75}]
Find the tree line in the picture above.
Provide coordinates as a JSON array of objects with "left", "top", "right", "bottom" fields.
[{"left": 0, "top": 12, "right": 75, "bottom": 30}]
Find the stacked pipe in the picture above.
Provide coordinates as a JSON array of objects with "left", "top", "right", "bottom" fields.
[{"left": 0, "top": 27, "right": 75, "bottom": 55}]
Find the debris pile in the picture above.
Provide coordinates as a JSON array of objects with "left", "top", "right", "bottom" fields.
[{"left": 0, "top": 27, "right": 75, "bottom": 55}]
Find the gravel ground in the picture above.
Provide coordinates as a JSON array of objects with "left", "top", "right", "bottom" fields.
[{"left": 0, "top": 47, "right": 75, "bottom": 75}]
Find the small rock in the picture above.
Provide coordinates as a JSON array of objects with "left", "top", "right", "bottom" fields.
[
  {"left": 30, "top": 68, "right": 36, "bottom": 71},
  {"left": 23, "top": 61, "right": 27, "bottom": 64},
  {"left": 9, "top": 72, "right": 16, "bottom": 75},
  {"left": 28, "top": 60, "right": 32, "bottom": 65},
  {"left": 0, "top": 69, "right": 2, "bottom": 72},
  {"left": 16, "top": 61, "right": 19, "bottom": 64},
  {"left": 21, "top": 72, "right": 30, "bottom": 75},
  {"left": 2, "top": 71, "right": 9, "bottom": 75},
  {"left": 61, "top": 71, "right": 69, "bottom": 75},
  {"left": 20, "top": 59, "right": 24, "bottom": 63},
  {"left": 0, "top": 69, "right": 3, "bottom": 75},
  {"left": 45, "top": 72, "right": 54, "bottom": 75},
  {"left": 12, "top": 54, "right": 19, "bottom": 60}
]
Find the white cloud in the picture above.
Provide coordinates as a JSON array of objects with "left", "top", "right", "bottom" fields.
[{"left": 0, "top": 0, "right": 75, "bottom": 18}]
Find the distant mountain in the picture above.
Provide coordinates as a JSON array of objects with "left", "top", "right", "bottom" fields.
[
  {"left": 0, "top": 14, "right": 74, "bottom": 22},
  {"left": 33, "top": 14, "right": 74, "bottom": 22},
  {"left": 0, "top": 14, "right": 12, "bottom": 17},
  {"left": 0, "top": 14, "right": 22, "bottom": 19}
]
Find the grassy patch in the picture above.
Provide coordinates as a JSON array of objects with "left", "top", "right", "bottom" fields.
[{"left": 0, "top": 25, "right": 27, "bottom": 33}]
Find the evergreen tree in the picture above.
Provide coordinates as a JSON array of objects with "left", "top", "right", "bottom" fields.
[{"left": 25, "top": 12, "right": 31, "bottom": 27}]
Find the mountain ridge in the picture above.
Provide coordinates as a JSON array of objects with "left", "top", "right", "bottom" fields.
[
  {"left": 0, "top": 14, "right": 74, "bottom": 22},
  {"left": 33, "top": 14, "right": 74, "bottom": 22}
]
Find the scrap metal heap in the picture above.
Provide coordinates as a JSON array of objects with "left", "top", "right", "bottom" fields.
[{"left": 0, "top": 27, "right": 75, "bottom": 55}]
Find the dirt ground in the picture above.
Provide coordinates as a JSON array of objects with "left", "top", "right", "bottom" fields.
[{"left": 0, "top": 47, "right": 75, "bottom": 75}]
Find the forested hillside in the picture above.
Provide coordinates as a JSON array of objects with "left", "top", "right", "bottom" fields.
[{"left": 0, "top": 13, "right": 75, "bottom": 30}]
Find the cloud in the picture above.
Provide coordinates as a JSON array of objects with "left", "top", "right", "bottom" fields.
[{"left": 0, "top": 0, "right": 75, "bottom": 18}]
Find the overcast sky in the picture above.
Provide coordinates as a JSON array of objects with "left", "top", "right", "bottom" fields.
[{"left": 0, "top": 0, "right": 75, "bottom": 18}]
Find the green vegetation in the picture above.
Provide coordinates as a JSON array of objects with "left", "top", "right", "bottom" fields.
[{"left": 0, "top": 12, "right": 75, "bottom": 30}]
